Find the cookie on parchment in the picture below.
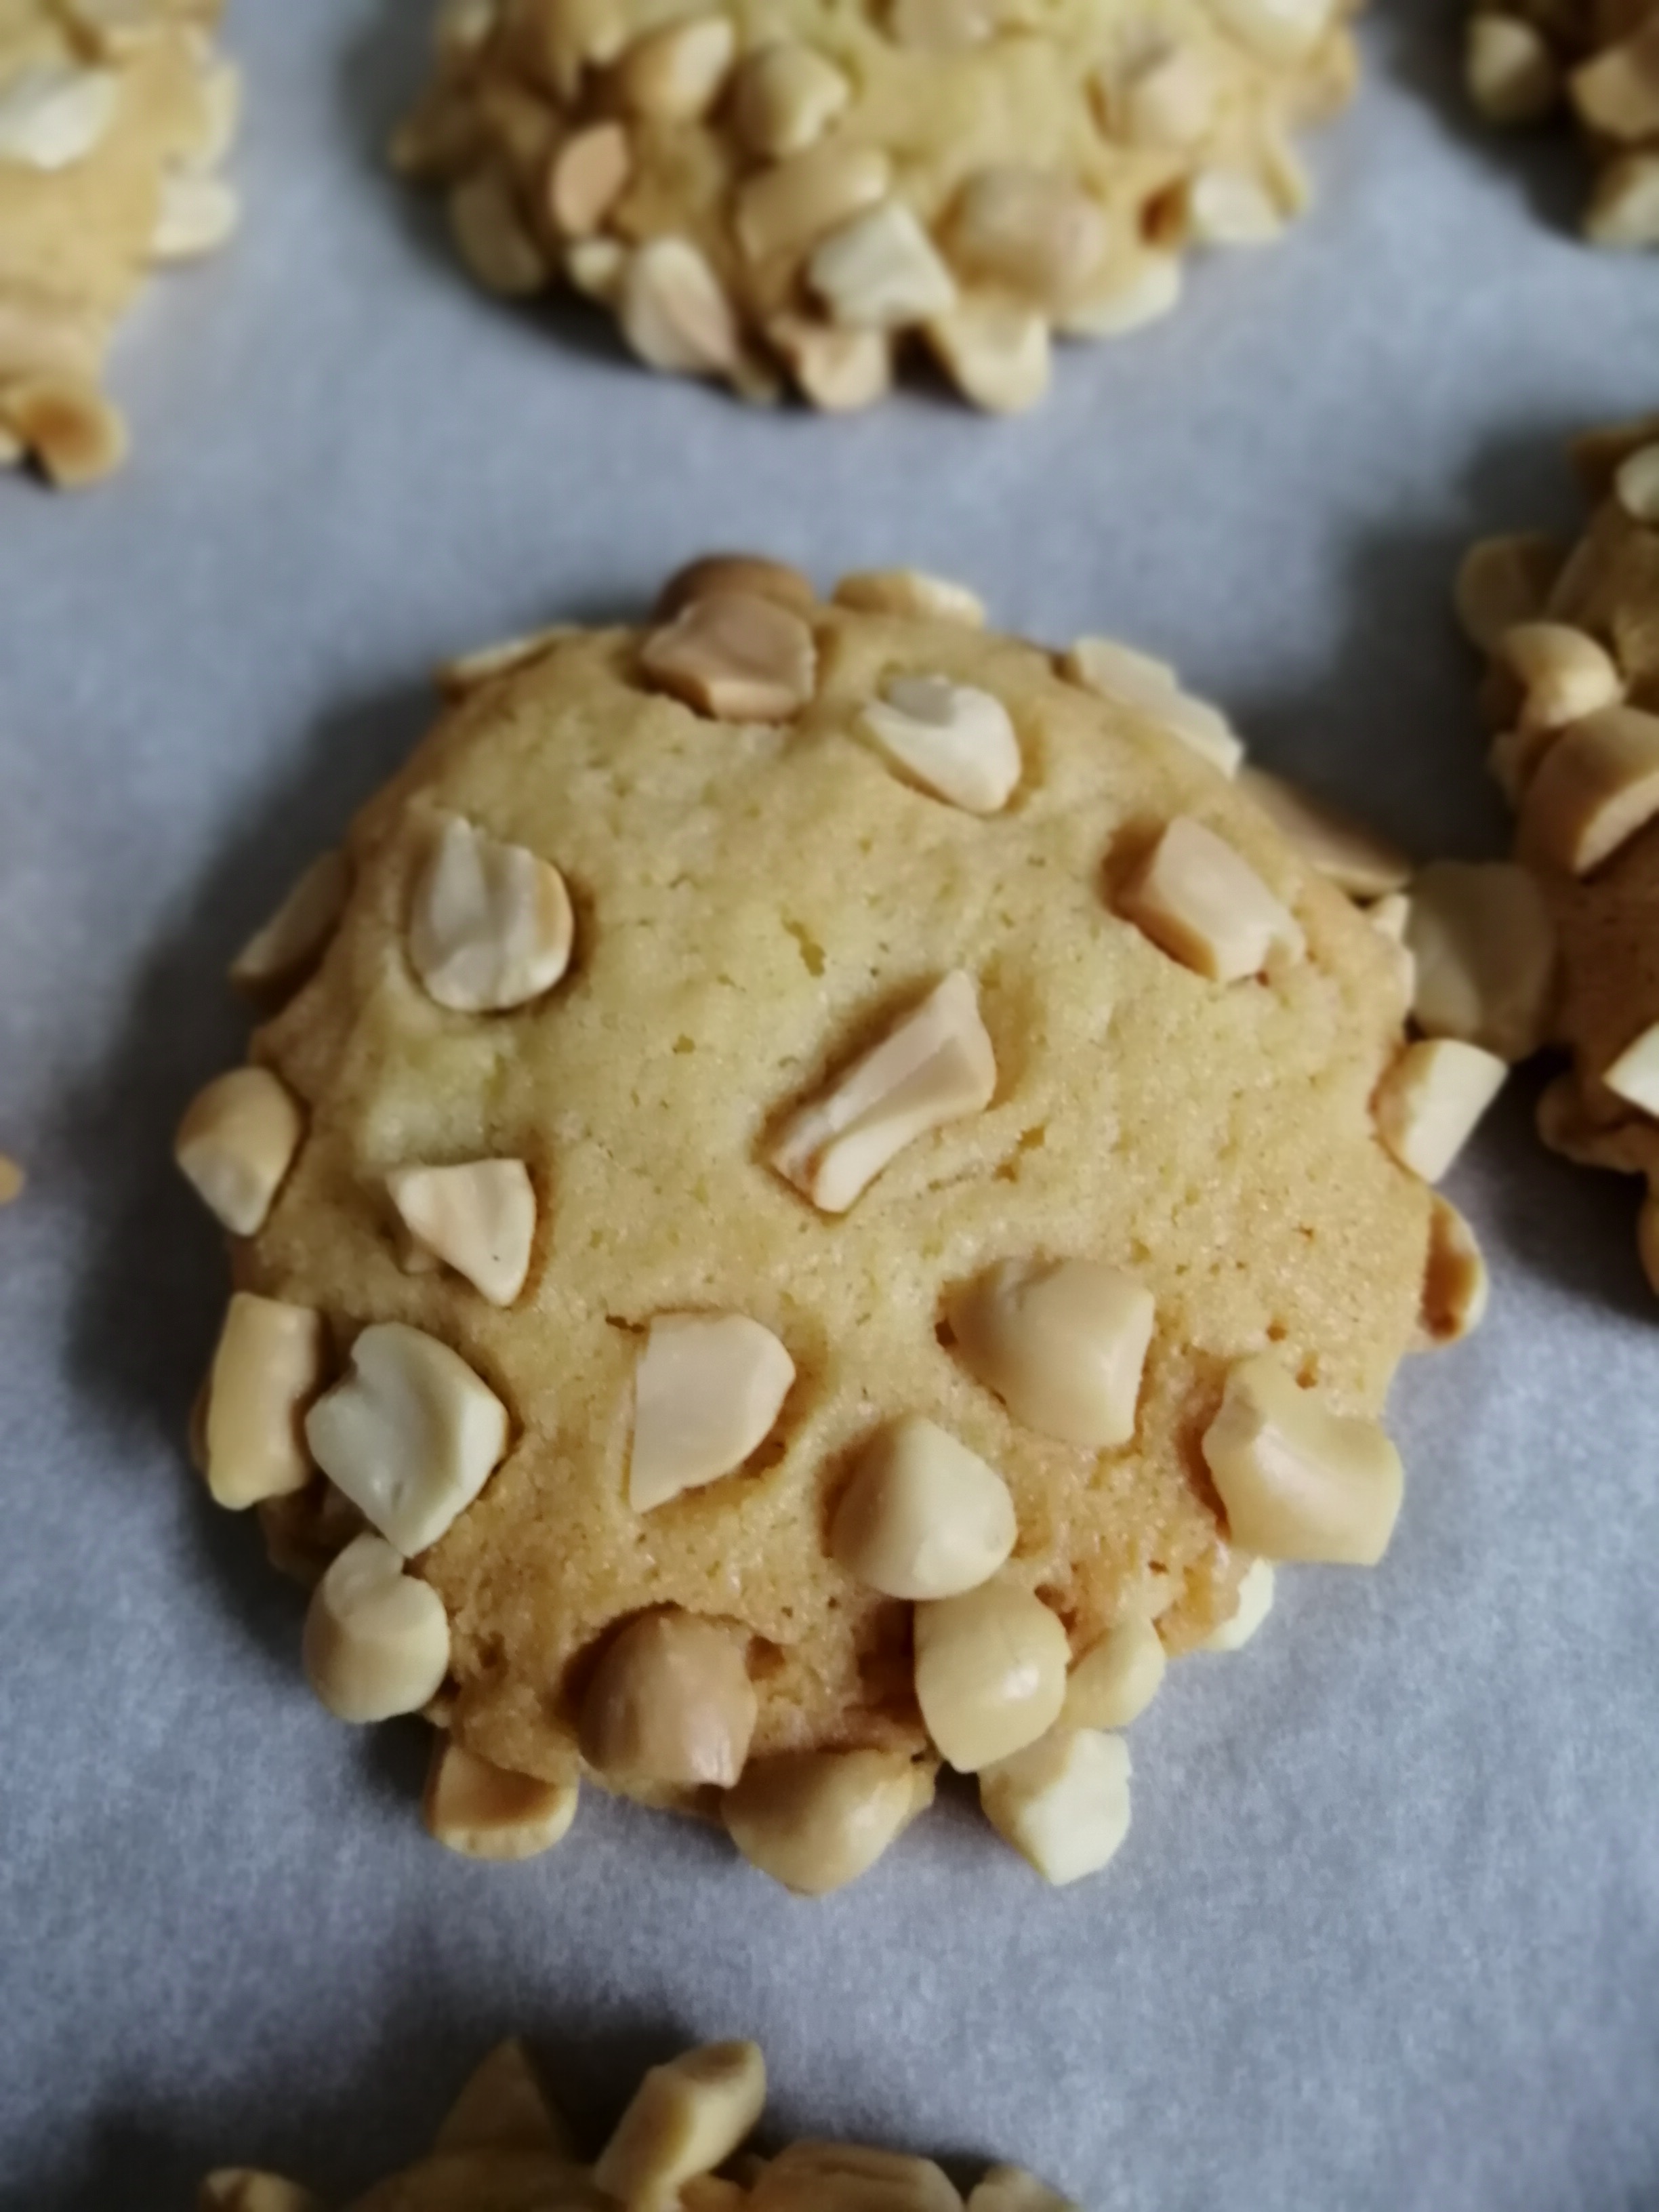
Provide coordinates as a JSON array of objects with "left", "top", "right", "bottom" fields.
[
  {"left": 176, "top": 556, "right": 1479, "bottom": 1896},
  {"left": 0, "top": 0, "right": 239, "bottom": 487},
  {"left": 394, "top": 0, "right": 1357, "bottom": 413}
]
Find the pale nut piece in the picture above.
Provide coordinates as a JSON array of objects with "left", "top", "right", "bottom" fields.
[
  {"left": 1237, "top": 767, "right": 1410, "bottom": 899},
  {"left": 1415, "top": 1193, "right": 1490, "bottom": 1351},
  {"left": 858, "top": 674, "right": 1021, "bottom": 812},
  {"left": 769, "top": 968, "right": 996, "bottom": 1213},
  {"left": 387, "top": 1159, "right": 537, "bottom": 1306},
  {"left": 302, "top": 1532, "right": 450, "bottom": 1721},
  {"left": 946, "top": 1257, "right": 1154, "bottom": 1449},
  {"left": 1061, "top": 1614, "right": 1165, "bottom": 1730},
  {"left": 926, "top": 300, "right": 1050, "bottom": 415},
  {"left": 449, "top": 166, "right": 551, "bottom": 295},
  {"left": 655, "top": 553, "right": 815, "bottom": 620},
  {"left": 1374, "top": 1038, "right": 1507, "bottom": 1183},
  {"left": 832, "top": 569, "right": 986, "bottom": 626},
  {"left": 1453, "top": 533, "right": 1565, "bottom": 652},
  {"left": 736, "top": 144, "right": 893, "bottom": 266},
  {"left": 1057, "top": 248, "right": 1182, "bottom": 338},
  {"left": 889, "top": 0, "right": 998, "bottom": 49},
  {"left": 731, "top": 43, "right": 851, "bottom": 158},
  {"left": 979, "top": 1727, "right": 1132, "bottom": 1887},
  {"left": 594, "top": 2041, "right": 766, "bottom": 2212},
  {"left": 230, "top": 851, "right": 351, "bottom": 999},
  {"left": 547, "top": 121, "right": 631, "bottom": 237},
  {"left": 1205, "top": 0, "right": 1336, "bottom": 64},
  {"left": 1613, "top": 443, "right": 1659, "bottom": 526},
  {"left": 1500, "top": 622, "right": 1624, "bottom": 736},
  {"left": 808, "top": 201, "right": 958, "bottom": 329},
  {"left": 199, "top": 2174, "right": 323, "bottom": 2212},
  {"left": 914, "top": 1581, "right": 1069, "bottom": 1772},
  {"left": 614, "top": 14, "right": 735, "bottom": 120},
  {"left": 1201, "top": 1354, "right": 1404, "bottom": 1566},
  {"left": 151, "top": 174, "right": 239, "bottom": 260},
  {"left": 943, "top": 167, "right": 1107, "bottom": 314},
  {"left": 422, "top": 1737, "right": 579, "bottom": 1859},
  {"left": 565, "top": 234, "right": 626, "bottom": 302},
  {"left": 722, "top": 1748, "right": 934, "bottom": 1894},
  {"left": 1584, "top": 152, "right": 1659, "bottom": 248},
  {"left": 0, "top": 64, "right": 118, "bottom": 169},
  {"left": 1061, "top": 639, "right": 1242, "bottom": 776},
  {"left": 629, "top": 1311, "right": 796, "bottom": 1511},
  {"left": 2, "top": 376, "right": 128, "bottom": 486},
  {"left": 1119, "top": 817, "right": 1304, "bottom": 983},
  {"left": 1603, "top": 1022, "right": 1659, "bottom": 1117},
  {"left": 579, "top": 1610, "right": 758, "bottom": 1786},
  {"left": 1517, "top": 705, "right": 1659, "bottom": 875},
  {"left": 1570, "top": 16, "right": 1659, "bottom": 141},
  {"left": 409, "top": 813, "right": 574, "bottom": 1012},
  {"left": 304, "top": 1321, "right": 509, "bottom": 1555},
  {"left": 619, "top": 238, "right": 742, "bottom": 379},
  {"left": 434, "top": 2037, "right": 573, "bottom": 2156},
  {"left": 1536, "top": 1071, "right": 1659, "bottom": 1175},
  {"left": 1180, "top": 167, "right": 1283, "bottom": 248},
  {"left": 1115, "top": 43, "right": 1217, "bottom": 148},
  {"left": 1466, "top": 12, "right": 1561, "bottom": 122},
  {"left": 434, "top": 0, "right": 499, "bottom": 56},
  {"left": 967, "top": 2167, "right": 1082, "bottom": 2212},
  {"left": 1404, "top": 860, "right": 1557, "bottom": 1063},
  {"left": 830, "top": 1416, "right": 1017, "bottom": 1599},
  {"left": 1200, "top": 1555, "right": 1275, "bottom": 1650},
  {"left": 767, "top": 316, "right": 893, "bottom": 411},
  {"left": 436, "top": 624, "right": 572, "bottom": 699},
  {"left": 200, "top": 1294, "right": 325, "bottom": 1511},
  {"left": 753, "top": 2143, "right": 960, "bottom": 2212},
  {"left": 640, "top": 590, "right": 818, "bottom": 721},
  {"left": 175, "top": 1067, "right": 304, "bottom": 1236}
]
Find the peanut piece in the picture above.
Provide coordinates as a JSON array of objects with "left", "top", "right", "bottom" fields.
[
  {"left": 1466, "top": 12, "right": 1561, "bottom": 121},
  {"left": 594, "top": 2042, "right": 766, "bottom": 2211},
  {"left": 409, "top": 813, "right": 574, "bottom": 1012},
  {"left": 832, "top": 569, "right": 985, "bottom": 626},
  {"left": 1416, "top": 1193, "right": 1490, "bottom": 1350},
  {"left": 1613, "top": 443, "right": 1659, "bottom": 525},
  {"left": 767, "top": 316, "right": 893, "bottom": 411},
  {"left": 1570, "top": 15, "right": 1659, "bottom": 140},
  {"left": 629, "top": 1313, "right": 795, "bottom": 1511},
  {"left": 926, "top": 300, "right": 1051, "bottom": 415},
  {"left": 731, "top": 44, "right": 851, "bottom": 157},
  {"left": 175, "top": 1067, "right": 304, "bottom": 1235},
  {"left": 580, "top": 1610, "right": 758, "bottom": 1787},
  {"left": 832, "top": 1416, "right": 1017, "bottom": 1599},
  {"left": 1374, "top": 1038, "right": 1507, "bottom": 1183},
  {"left": 302, "top": 1532, "right": 451, "bottom": 1721},
  {"left": 858, "top": 674, "right": 1021, "bottom": 811},
  {"left": 449, "top": 166, "right": 550, "bottom": 295},
  {"left": 1200, "top": 1555, "right": 1275, "bottom": 1650},
  {"left": 619, "top": 238, "right": 741, "bottom": 378},
  {"left": 436, "top": 625, "right": 573, "bottom": 699},
  {"left": 914, "top": 1582, "right": 1069, "bottom": 1771},
  {"left": 947, "top": 1256, "right": 1155, "bottom": 1448},
  {"left": 641, "top": 590, "right": 818, "bottom": 721},
  {"left": 434, "top": 2037, "right": 573, "bottom": 2155},
  {"left": 1517, "top": 705, "right": 1659, "bottom": 873},
  {"left": 1584, "top": 153, "right": 1659, "bottom": 247},
  {"left": 769, "top": 970, "right": 996, "bottom": 1213},
  {"left": 0, "top": 64, "right": 118, "bottom": 168},
  {"left": 1115, "top": 43, "right": 1216, "bottom": 147},
  {"left": 1500, "top": 621, "right": 1623, "bottom": 735},
  {"left": 423, "top": 1737, "right": 579, "bottom": 1859},
  {"left": 547, "top": 121, "right": 630, "bottom": 235},
  {"left": 1207, "top": 0, "right": 1336, "bottom": 64},
  {"left": 200, "top": 1294, "right": 325, "bottom": 1511},
  {"left": 808, "top": 201, "right": 958, "bottom": 327},
  {"left": 230, "top": 851, "right": 350, "bottom": 999},
  {"left": 736, "top": 144, "right": 893, "bottom": 265},
  {"left": 0, "top": 377, "right": 127, "bottom": 487},
  {"left": 967, "top": 2167, "right": 1081, "bottom": 2212},
  {"left": 614, "top": 15, "right": 735, "bottom": 120},
  {"left": 1062, "top": 637, "right": 1243, "bottom": 777},
  {"left": 1057, "top": 249, "right": 1182, "bottom": 337},
  {"left": 1120, "top": 817, "right": 1304, "bottom": 983},
  {"left": 943, "top": 167, "right": 1107, "bottom": 313},
  {"left": 1405, "top": 860, "right": 1557, "bottom": 1063},
  {"left": 655, "top": 554, "right": 815, "bottom": 619},
  {"left": 1453, "top": 532, "right": 1563, "bottom": 651},
  {"left": 152, "top": 175, "right": 239, "bottom": 260},
  {"left": 979, "top": 1727, "right": 1132, "bottom": 1887},
  {"left": 388, "top": 1159, "right": 536, "bottom": 1307},
  {"left": 1061, "top": 1614, "right": 1165, "bottom": 1729},
  {"left": 722, "top": 1749, "right": 933, "bottom": 1893},
  {"left": 752, "top": 2143, "right": 960, "bottom": 2212},
  {"left": 1201, "top": 1354, "right": 1404, "bottom": 1565},
  {"left": 1603, "top": 1021, "right": 1659, "bottom": 1116}
]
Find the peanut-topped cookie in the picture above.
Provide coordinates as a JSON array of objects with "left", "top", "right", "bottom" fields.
[
  {"left": 178, "top": 558, "right": 1479, "bottom": 1893},
  {"left": 394, "top": 0, "right": 1356, "bottom": 413},
  {"left": 1454, "top": 413, "right": 1659, "bottom": 1289},
  {"left": 0, "top": 0, "right": 239, "bottom": 487}
]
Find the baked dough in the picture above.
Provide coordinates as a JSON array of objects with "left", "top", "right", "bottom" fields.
[
  {"left": 0, "top": 0, "right": 239, "bottom": 486},
  {"left": 394, "top": 0, "right": 1357, "bottom": 412}
]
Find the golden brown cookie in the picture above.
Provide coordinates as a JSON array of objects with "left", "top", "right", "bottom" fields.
[
  {"left": 1454, "top": 413, "right": 1659, "bottom": 1288},
  {"left": 1463, "top": 0, "right": 1659, "bottom": 246},
  {"left": 0, "top": 0, "right": 239, "bottom": 486},
  {"left": 202, "top": 2034, "right": 1081, "bottom": 2212},
  {"left": 178, "top": 557, "right": 1473, "bottom": 1893},
  {"left": 393, "top": 0, "right": 1357, "bottom": 412}
]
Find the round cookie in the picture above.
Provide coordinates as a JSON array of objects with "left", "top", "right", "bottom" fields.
[
  {"left": 1454, "top": 414, "right": 1659, "bottom": 1289},
  {"left": 393, "top": 0, "right": 1357, "bottom": 413},
  {"left": 0, "top": 0, "right": 240, "bottom": 487},
  {"left": 1463, "top": 0, "right": 1659, "bottom": 247},
  {"left": 181, "top": 558, "right": 1460, "bottom": 1893}
]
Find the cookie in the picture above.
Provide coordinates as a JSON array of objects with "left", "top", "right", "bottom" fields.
[
  {"left": 1452, "top": 414, "right": 1659, "bottom": 1288},
  {"left": 0, "top": 0, "right": 239, "bottom": 487},
  {"left": 392, "top": 0, "right": 1357, "bottom": 413},
  {"left": 1464, "top": 0, "right": 1659, "bottom": 247},
  {"left": 201, "top": 2032, "right": 1081, "bottom": 2212},
  {"left": 178, "top": 556, "right": 1471, "bottom": 1894}
]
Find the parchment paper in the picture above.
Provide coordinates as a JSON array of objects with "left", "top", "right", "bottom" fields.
[{"left": 3, "top": 4, "right": 1658, "bottom": 2205}]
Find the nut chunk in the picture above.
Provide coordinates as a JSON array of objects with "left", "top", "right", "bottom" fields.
[
  {"left": 1119, "top": 817, "right": 1304, "bottom": 983},
  {"left": 1373, "top": 1039, "right": 1507, "bottom": 1183},
  {"left": 1061, "top": 1614, "right": 1165, "bottom": 1729},
  {"left": 230, "top": 850, "right": 351, "bottom": 1000},
  {"left": 199, "top": 2175, "right": 322, "bottom": 2212},
  {"left": 946, "top": 1256, "right": 1155, "bottom": 1448},
  {"left": 913, "top": 1582, "right": 1069, "bottom": 1771},
  {"left": 410, "top": 814, "right": 574, "bottom": 1013},
  {"left": 175, "top": 1067, "right": 305, "bottom": 1236},
  {"left": 968, "top": 2167, "right": 1082, "bottom": 2212},
  {"left": 769, "top": 970, "right": 996, "bottom": 1213},
  {"left": 580, "top": 1610, "right": 758, "bottom": 1788},
  {"left": 1200, "top": 1354, "right": 1404, "bottom": 1566},
  {"left": 199, "top": 1294, "right": 325, "bottom": 1511},
  {"left": 629, "top": 1313, "right": 795, "bottom": 1511},
  {"left": 433, "top": 2036, "right": 572, "bottom": 2156},
  {"left": 979, "top": 1728, "right": 1132, "bottom": 1888},
  {"left": 831, "top": 1416, "right": 1017, "bottom": 1598},
  {"left": 722, "top": 1748, "right": 933, "bottom": 1894},
  {"left": 423, "top": 1738, "right": 579, "bottom": 1860},
  {"left": 304, "top": 1322, "right": 509, "bottom": 1555},
  {"left": 388, "top": 1158, "right": 537, "bottom": 1306},
  {"left": 641, "top": 591, "right": 818, "bottom": 722},
  {"left": 858, "top": 674, "right": 1021, "bottom": 813},
  {"left": 302, "top": 1532, "right": 451, "bottom": 1721},
  {"left": 595, "top": 2041, "right": 766, "bottom": 2211},
  {"left": 1605, "top": 1022, "right": 1659, "bottom": 1115},
  {"left": 1405, "top": 861, "right": 1557, "bottom": 1064},
  {"left": 752, "top": 2142, "right": 961, "bottom": 2212}
]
